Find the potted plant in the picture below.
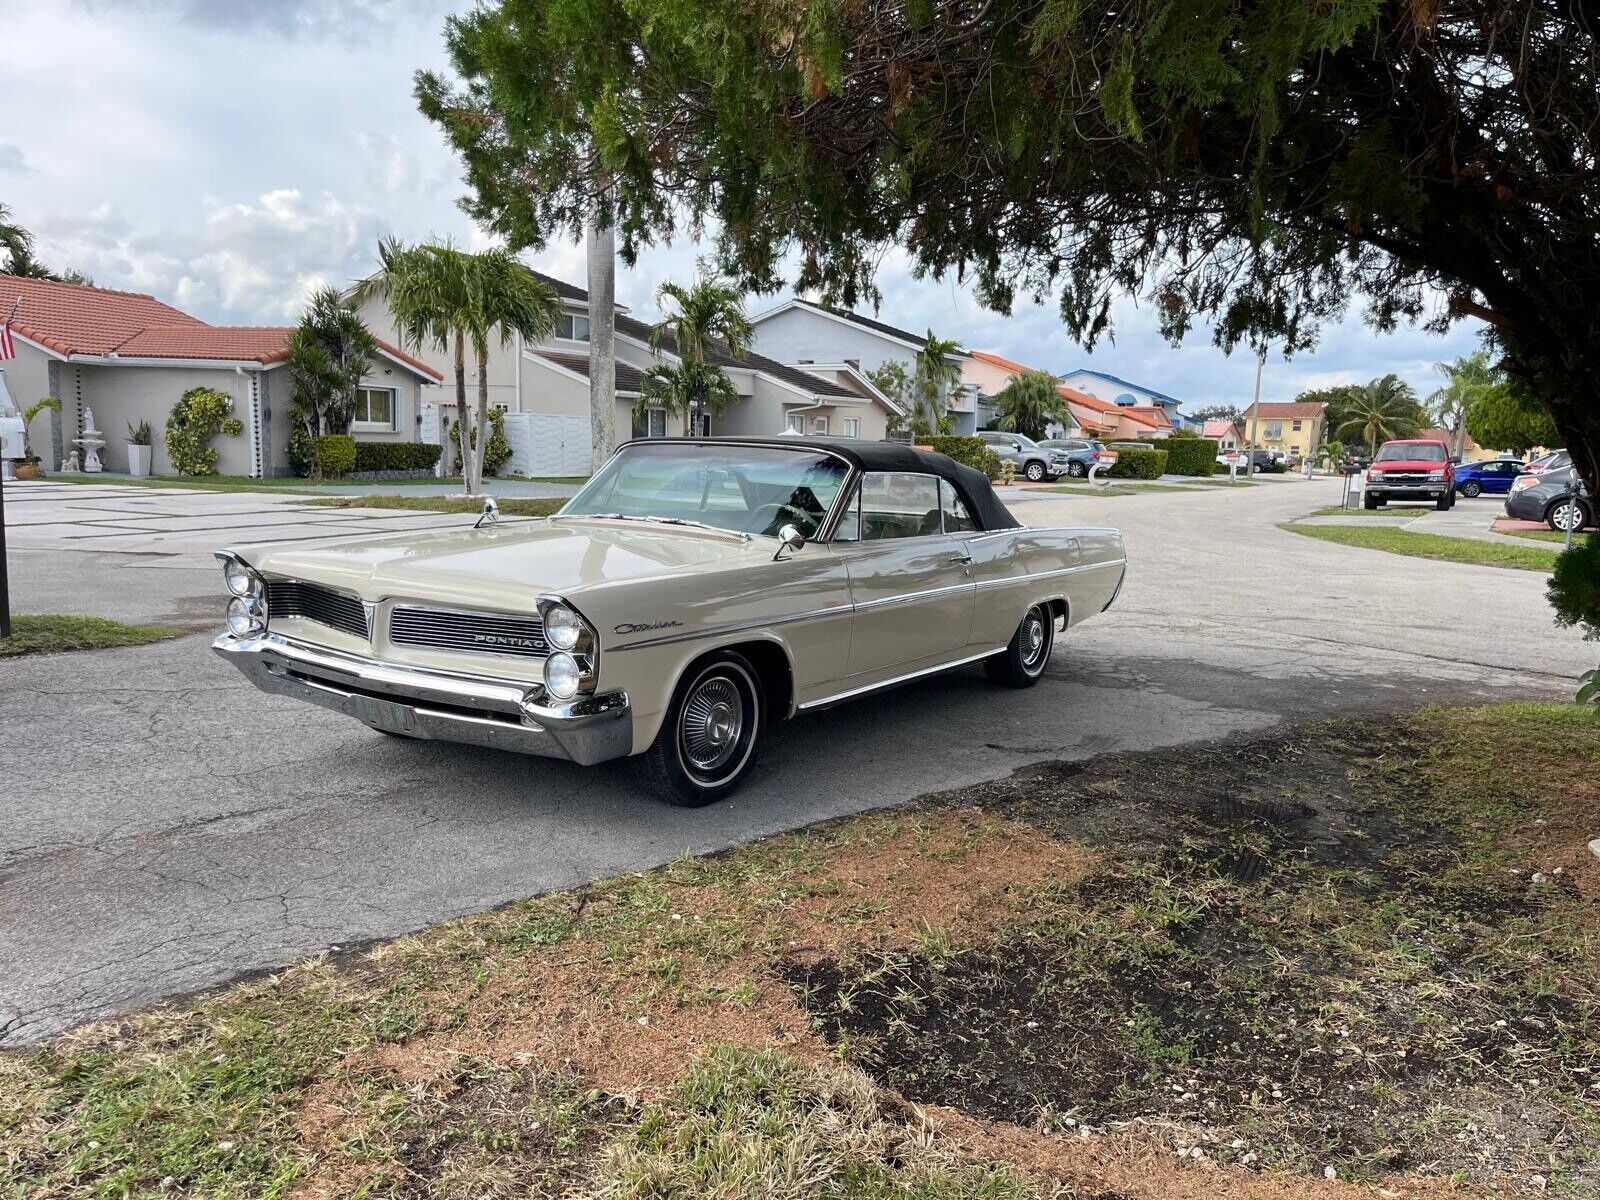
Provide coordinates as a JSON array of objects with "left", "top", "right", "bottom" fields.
[
  {"left": 14, "top": 396, "right": 60, "bottom": 479},
  {"left": 126, "top": 419, "right": 153, "bottom": 478}
]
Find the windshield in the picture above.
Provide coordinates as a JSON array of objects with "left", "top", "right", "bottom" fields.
[
  {"left": 560, "top": 442, "right": 850, "bottom": 539},
  {"left": 1375, "top": 443, "right": 1446, "bottom": 462},
  {"left": 1012, "top": 433, "right": 1039, "bottom": 448}
]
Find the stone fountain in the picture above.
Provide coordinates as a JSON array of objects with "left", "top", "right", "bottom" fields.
[{"left": 74, "top": 405, "right": 106, "bottom": 473}]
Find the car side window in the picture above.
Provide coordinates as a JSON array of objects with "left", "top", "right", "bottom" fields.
[
  {"left": 859, "top": 472, "right": 943, "bottom": 540},
  {"left": 832, "top": 484, "right": 862, "bottom": 542},
  {"left": 940, "top": 479, "right": 976, "bottom": 533}
]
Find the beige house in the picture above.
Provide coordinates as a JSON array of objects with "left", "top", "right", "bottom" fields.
[{"left": 0, "top": 273, "right": 440, "bottom": 477}]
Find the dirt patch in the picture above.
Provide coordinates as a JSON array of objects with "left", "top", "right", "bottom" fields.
[{"left": 786, "top": 716, "right": 1600, "bottom": 1191}]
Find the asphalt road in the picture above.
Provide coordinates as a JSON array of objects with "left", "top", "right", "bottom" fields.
[{"left": 1, "top": 476, "right": 1590, "bottom": 1045}]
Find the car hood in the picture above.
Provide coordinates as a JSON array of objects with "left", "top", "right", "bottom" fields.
[{"left": 233, "top": 517, "right": 769, "bottom": 609}]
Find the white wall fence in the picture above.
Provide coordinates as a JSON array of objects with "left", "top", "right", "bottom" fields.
[{"left": 421, "top": 405, "right": 591, "bottom": 478}]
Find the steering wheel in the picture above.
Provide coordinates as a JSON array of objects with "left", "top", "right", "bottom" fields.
[{"left": 767, "top": 503, "right": 817, "bottom": 538}]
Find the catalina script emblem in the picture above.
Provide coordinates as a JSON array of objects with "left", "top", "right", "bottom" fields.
[{"left": 613, "top": 620, "right": 683, "bottom": 635}]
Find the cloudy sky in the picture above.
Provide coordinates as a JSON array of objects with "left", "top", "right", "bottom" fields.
[{"left": 3, "top": 0, "right": 1484, "bottom": 411}]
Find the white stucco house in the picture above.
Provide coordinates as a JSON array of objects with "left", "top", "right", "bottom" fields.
[
  {"left": 1057, "top": 368, "right": 1182, "bottom": 414},
  {"left": 355, "top": 272, "right": 902, "bottom": 472},
  {"left": 748, "top": 298, "right": 977, "bottom": 435},
  {"left": 0, "top": 273, "right": 441, "bottom": 477}
]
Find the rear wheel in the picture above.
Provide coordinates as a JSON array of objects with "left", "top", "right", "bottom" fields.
[
  {"left": 1459, "top": 481, "right": 1482, "bottom": 498},
  {"left": 634, "top": 651, "right": 765, "bottom": 806},
  {"left": 1547, "top": 497, "right": 1592, "bottom": 533},
  {"left": 1068, "top": 460, "right": 1088, "bottom": 478},
  {"left": 985, "top": 604, "right": 1055, "bottom": 688},
  {"left": 1024, "top": 460, "right": 1047, "bottom": 483}
]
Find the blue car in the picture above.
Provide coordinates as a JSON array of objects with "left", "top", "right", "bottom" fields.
[{"left": 1452, "top": 458, "right": 1525, "bottom": 498}]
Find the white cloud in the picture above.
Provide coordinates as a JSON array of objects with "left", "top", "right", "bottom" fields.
[{"left": 0, "top": 143, "right": 32, "bottom": 175}]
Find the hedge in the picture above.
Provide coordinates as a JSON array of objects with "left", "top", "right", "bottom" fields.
[
  {"left": 311, "top": 434, "right": 357, "bottom": 479},
  {"left": 354, "top": 441, "right": 443, "bottom": 473},
  {"left": 927, "top": 435, "right": 1003, "bottom": 480},
  {"left": 1161, "top": 436, "right": 1219, "bottom": 476},
  {"left": 1107, "top": 447, "right": 1168, "bottom": 479},
  {"left": 451, "top": 408, "right": 513, "bottom": 476}
]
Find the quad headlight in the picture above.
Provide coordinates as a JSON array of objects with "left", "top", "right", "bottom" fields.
[
  {"left": 535, "top": 596, "right": 599, "bottom": 703},
  {"left": 222, "top": 557, "right": 264, "bottom": 599},
  {"left": 544, "top": 651, "right": 582, "bottom": 700},
  {"left": 226, "top": 595, "right": 267, "bottom": 638},
  {"left": 544, "top": 604, "right": 584, "bottom": 651}
]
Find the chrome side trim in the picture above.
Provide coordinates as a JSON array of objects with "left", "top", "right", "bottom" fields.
[
  {"left": 973, "top": 558, "right": 1126, "bottom": 590},
  {"left": 797, "top": 649, "right": 1003, "bottom": 711},
  {"left": 852, "top": 580, "right": 974, "bottom": 612},
  {"left": 610, "top": 603, "right": 855, "bottom": 652}
]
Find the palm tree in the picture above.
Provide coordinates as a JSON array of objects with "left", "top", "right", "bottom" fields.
[
  {"left": 993, "top": 370, "right": 1071, "bottom": 441},
  {"left": 587, "top": 196, "right": 618, "bottom": 472},
  {"left": 354, "top": 239, "right": 559, "bottom": 496},
  {"left": 912, "top": 333, "right": 964, "bottom": 436},
  {"left": 641, "top": 275, "right": 753, "bottom": 434},
  {"left": 0, "top": 203, "right": 32, "bottom": 273},
  {"left": 1335, "top": 374, "right": 1424, "bottom": 454},
  {"left": 1428, "top": 351, "right": 1501, "bottom": 457}
]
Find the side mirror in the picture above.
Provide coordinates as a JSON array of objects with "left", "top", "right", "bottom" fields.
[
  {"left": 773, "top": 523, "right": 806, "bottom": 561},
  {"left": 475, "top": 496, "right": 500, "bottom": 528}
]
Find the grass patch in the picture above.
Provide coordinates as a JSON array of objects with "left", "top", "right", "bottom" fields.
[
  {"left": 5, "top": 706, "right": 1599, "bottom": 1197},
  {"left": 1503, "top": 527, "right": 1595, "bottom": 545},
  {"left": 1282, "top": 521, "right": 1561, "bottom": 570},
  {"left": 1303, "top": 505, "right": 1420, "bottom": 518},
  {"left": 307, "top": 495, "right": 567, "bottom": 516},
  {"left": 0, "top": 614, "right": 181, "bottom": 658}
]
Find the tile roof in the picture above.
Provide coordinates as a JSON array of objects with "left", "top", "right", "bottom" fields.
[
  {"left": 538, "top": 352, "right": 646, "bottom": 395},
  {"left": 1244, "top": 401, "right": 1327, "bottom": 420},
  {"left": 967, "top": 349, "right": 1034, "bottom": 374},
  {"left": 1122, "top": 404, "right": 1173, "bottom": 427},
  {"left": 1061, "top": 367, "right": 1179, "bottom": 405},
  {"left": 1059, "top": 385, "right": 1163, "bottom": 428},
  {"left": 614, "top": 313, "right": 861, "bottom": 399},
  {"left": 1, "top": 272, "right": 440, "bottom": 379},
  {"left": 1202, "top": 419, "right": 1242, "bottom": 438}
]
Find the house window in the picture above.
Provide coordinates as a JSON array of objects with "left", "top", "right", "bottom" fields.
[
  {"left": 353, "top": 387, "right": 397, "bottom": 430},
  {"left": 647, "top": 409, "right": 667, "bottom": 439},
  {"left": 786, "top": 413, "right": 805, "bottom": 434},
  {"left": 1292, "top": 419, "right": 1303, "bottom": 431},
  {"left": 813, "top": 415, "right": 829, "bottom": 435},
  {"left": 1264, "top": 421, "right": 1283, "bottom": 440},
  {"left": 843, "top": 417, "right": 860, "bottom": 439},
  {"left": 556, "top": 313, "right": 591, "bottom": 342}
]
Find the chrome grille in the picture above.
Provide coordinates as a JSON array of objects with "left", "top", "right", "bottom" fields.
[
  {"left": 389, "top": 605, "right": 548, "bottom": 658},
  {"left": 267, "top": 580, "right": 370, "bottom": 638}
]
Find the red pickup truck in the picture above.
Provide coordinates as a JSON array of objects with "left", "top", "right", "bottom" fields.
[{"left": 1364, "top": 438, "right": 1456, "bottom": 510}]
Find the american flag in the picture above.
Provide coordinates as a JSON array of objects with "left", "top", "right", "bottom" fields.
[{"left": 0, "top": 296, "right": 18, "bottom": 361}]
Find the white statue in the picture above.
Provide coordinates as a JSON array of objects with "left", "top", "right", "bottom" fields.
[
  {"left": 64, "top": 449, "right": 81, "bottom": 472},
  {"left": 82, "top": 405, "right": 100, "bottom": 433}
]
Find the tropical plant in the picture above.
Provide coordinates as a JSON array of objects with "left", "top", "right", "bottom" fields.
[
  {"left": 165, "top": 387, "right": 243, "bottom": 476},
  {"left": 0, "top": 202, "right": 31, "bottom": 273},
  {"left": 126, "top": 420, "right": 152, "bottom": 446},
  {"left": 638, "top": 276, "right": 752, "bottom": 432},
  {"left": 1314, "top": 440, "right": 1344, "bottom": 472},
  {"left": 19, "top": 397, "right": 60, "bottom": 461},
  {"left": 1334, "top": 375, "right": 1425, "bottom": 454},
  {"left": 868, "top": 361, "right": 914, "bottom": 431},
  {"left": 353, "top": 239, "right": 558, "bottom": 495},
  {"left": 911, "top": 334, "right": 964, "bottom": 436},
  {"left": 993, "top": 370, "right": 1071, "bottom": 441},
  {"left": 286, "top": 287, "right": 378, "bottom": 476},
  {"left": 416, "top": 2, "right": 1600, "bottom": 498},
  {"left": 1548, "top": 538, "right": 1600, "bottom": 717},
  {"left": 1189, "top": 404, "right": 1242, "bottom": 423},
  {"left": 1465, "top": 383, "right": 1562, "bottom": 456},
  {"left": 1428, "top": 351, "right": 1505, "bottom": 456}
]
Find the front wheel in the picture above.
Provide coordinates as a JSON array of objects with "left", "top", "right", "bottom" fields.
[
  {"left": 1435, "top": 492, "right": 1453, "bottom": 511},
  {"left": 1459, "top": 481, "right": 1482, "bottom": 498},
  {"left": 985, "top": 604, "right": 1056, "bottom": 688},
  {"left": 1363, "top": 492, "right": 1378, "bottom": 510},
  {"left": 1548, "top": 498, "right": 1592, "bottom": 533},
  {"left": 1024, "top": 461, "right": 1047, "bottom": 483},
  {"left": 634, "top": 651, "right": 766, "bottom": 806}
]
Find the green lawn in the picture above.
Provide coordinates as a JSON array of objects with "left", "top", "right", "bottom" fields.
[
  {"left": 1281, "top": 521, "right": 1561, "bottom": 570},
  {"left": 0, "top": 614, "right": 182, "bottom": 658},
  {"left": 1502, "top": 527, "right": 1594, "bottom": 545},
  {"left": 1304, "top": 505, "right": 1420, "bottom": 518},
  {"left": 308, "top": 495, "right": 567, "bottom": 517}
]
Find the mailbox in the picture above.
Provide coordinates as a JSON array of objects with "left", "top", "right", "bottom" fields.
[{"left": 0, "top": 415, "right": 23, "bottom": 460}]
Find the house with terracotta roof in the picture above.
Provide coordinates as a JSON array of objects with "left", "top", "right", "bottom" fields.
[
  {"left": 1202, "top": 419, "right": 1244, "bottom": 450},
  {"left": 1061, "top": 386, "right": 1173, "bottom": 440},
  {"left": 961, "top": 350, "right": 1088, "bottom": 434},
  {"left": 355, "top": 273, "right": 900, "bottom": 450},
  {"left": 1057, "top": 367, "right": 1182, "bottom": 413},
  {"left": 0, "top": 273, "right": 440, "bottom": 477},
  {"left": 1242, "top": 401, "right": 1327, "bottom": 462},
  {"left": 749, "top": 297, "right": 977, "bottom": 433}
]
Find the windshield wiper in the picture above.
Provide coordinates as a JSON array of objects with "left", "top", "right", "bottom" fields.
[{"left": 553, "top": 512, "right": 752, "bottom": 541}]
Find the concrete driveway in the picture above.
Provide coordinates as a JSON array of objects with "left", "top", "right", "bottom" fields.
[{"left": 1, "top": 476, "right": 1590, "bottom": 1045}]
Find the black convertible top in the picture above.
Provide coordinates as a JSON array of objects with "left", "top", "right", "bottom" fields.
[{"left": 626, "top": 437, "right": 1022, "bottom": 532}]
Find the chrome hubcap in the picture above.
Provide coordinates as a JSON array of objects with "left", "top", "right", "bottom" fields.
[
  {"left": 1021, "top": 609, "right": 1049, "bottom": 670},
  {"left": 681, "top": 677, "right": 745, "bottom": 773}
]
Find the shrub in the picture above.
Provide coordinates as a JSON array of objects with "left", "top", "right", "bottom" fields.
[
  {"left": 353, "top": 441, "right": 443, "bottom": 473},
  {"left": 165, "top": 387, "right": 243, "bottom": 476},
  {"left": 1107, "top": 447, "right": 1168, "bottom": 479},
  {"left": 311, "top": 434, "right": 357, "bottom": 479},
  {"left": 928, "top": 435, "right": 1003, "bottom": 480},
  {"left": 1162, "top": 436, "right": 1219, "bottom": 476},
  {"left": 451, "top": 408, "right": 512, "bottom": 476},
  {"left": 1551, "top": 539, "right": 1600, "bottom": 717}
]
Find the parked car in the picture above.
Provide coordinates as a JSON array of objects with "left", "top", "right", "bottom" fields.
[
  {"left": 1522, "top": 449, "right": 1571, "bottom": 476},
  {"left": 1452, "top": 458, "right": 1525, "bottom": 498},
  {"left": 1038, "top": 438, "right": 1104, "bottom": 477},
  {"left": 979, "top": 430, "right": 1070, "bottom": 482},
  {"left": 214, "top": 438, "right": 1129, "bottom": 806},
  {"left": 1363, "top": 438, "right": 1455, "bottom": 509},
  {"left": 1506, "top": 467, "right": 1593, "bottom": 532}
]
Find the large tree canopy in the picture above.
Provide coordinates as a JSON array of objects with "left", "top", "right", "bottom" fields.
[{"left": 417, "top": 0, "right": 1600, "bottom": 492}]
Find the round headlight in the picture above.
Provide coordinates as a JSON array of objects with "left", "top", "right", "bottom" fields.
[
  {"left": 545, "top": 604, "right": 583, "bottom": 651},
  {"left": 544, "top": 651, "right": 582, "bottom": 701},
  {"left": 226, "top": 595, "right": 266, "bottom": 638},
  {"left": 224, "top": 559, "right": 262, "bottom": 598}
]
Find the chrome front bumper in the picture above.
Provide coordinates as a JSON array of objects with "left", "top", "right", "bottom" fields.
[{"left": 213, "top": 632, "right": 632, "bottom": 765}]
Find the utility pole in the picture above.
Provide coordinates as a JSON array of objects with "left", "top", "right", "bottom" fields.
[
  {"left": 1246, "top": 346, "right": 1265, "bottom": 478},
  {"left": 0, "top": 468, "right": 9, "bottom": 638}
]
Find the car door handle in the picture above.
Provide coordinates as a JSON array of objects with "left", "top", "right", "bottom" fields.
[{"left": 949, "top": 552, "right": 973, "bottom": 565}]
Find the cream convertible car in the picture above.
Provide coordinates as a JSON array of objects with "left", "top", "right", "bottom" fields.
[{"left": 214, "top": 439, "right": 1127, "bottom": 805}]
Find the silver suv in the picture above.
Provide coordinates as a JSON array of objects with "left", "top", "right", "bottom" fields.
[{"left": 979, "top": 431, "right": 1068, "bottom": 482}]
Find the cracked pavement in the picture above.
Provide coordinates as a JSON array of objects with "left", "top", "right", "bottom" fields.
[{"left": 1, "top": 475, "right": 1591, "bottom": 1045}]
